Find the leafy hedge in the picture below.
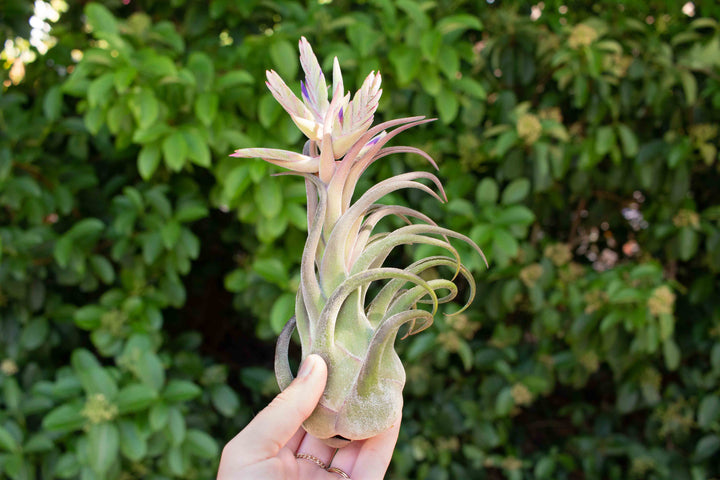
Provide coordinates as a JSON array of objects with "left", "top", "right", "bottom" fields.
[{"left": 1, "top": 1, "right": 720, "bottom": 479}]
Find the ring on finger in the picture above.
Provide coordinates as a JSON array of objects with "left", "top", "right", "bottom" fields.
[
  {"left": 295, "top": 453, "right": 328, "bottom": 469},
  {"left": 327, "top": 466, "right": 351, "bottom": 479}
]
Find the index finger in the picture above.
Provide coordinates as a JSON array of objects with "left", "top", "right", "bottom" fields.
[{"left": 223, "top": 355, "right": 327, "bottom": 466}]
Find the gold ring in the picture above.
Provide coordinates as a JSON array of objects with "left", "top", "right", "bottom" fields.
[
  {"left": 295, "top": 453, "right": 328, "bottom": 469},
  {"left": 327, "top": 466, "right": 351, "bottom": 479}
]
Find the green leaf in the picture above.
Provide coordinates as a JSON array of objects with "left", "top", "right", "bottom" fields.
[
  {"left": 54, "top": 453, "right": 81, "bottom": 478},
  {"left": 163, "top": 380, "right": 202, "bottom": 403},
  {"left": 129, "top": 89, "right": 159, "bottom": 130},
  {"left": 437, "top": 13, "right": 483, "bottom": 37},
  {"left": 389, "top": 46, "right": 421, "bottom": 85},
  {"left": 118, "top": 419, "right": 146, "bottom": 461},
  {"left": 437, "top": 48, "right": 460, "bottom": 79},
  {"left": 677, "top": 227, "right": 699, "bottom": 261},
  {"left": 71, "top": 349, "right": 118, "bottom": 398},
  {"left": 42, "top": 404, "right": 85, "bottom": 432},
  {"left": 20, "top": 317, "right": 49, "bottom": 350},
  {"left": 87, "top": 73, "right": 115, "bottom": 108},
  {"left": 663, "top": 338, "right": 681, "bottom": 371},
  {"left": 138, "top": 144, "right": 161, "bottom": 180},
  {"left": 258, "top": 94, "right": 282, "bottom": 129},
  {"left": 252, "top": 257, "right": 288, "bottom": 287},
  {"left": 493, "top": 229, "right": 519, "bottom": 258},
  {"left": 136, "top": 350, "right": 166, "bottom": 392},
  {"left": 495, "top": 205, "right": 535, "bottom": 226},
  {"left": 270, "top": 292, "right": 295, "bottom": 335},
  {"left": 161, "top": 220, "right": 182, "bottom": 249},
  {"left": 44, "top": 85, "right": 63, "bottom": 122},
  {"left": 255, "top": 177, "right": 283, "bottom": 218},
  {"left": 679, "top": 69, "right": 697, "bottom": 104},
  {"left": 149, "top": 402, "right": 169, "bottom": 431},
  {"left": 476, "top": 178, "right": 499, "bottom": 205},
  {"left": 89, "top": 255, "right": 115, "bottom": 284},
  {"left": 216, "top": 70, "right": 254, "bottom": 90},
  {"left": 167, "top": 406, "right": 186, "bottom": 446},
  {"left": 116, "top": 384, "right": 158, "bottom": 414},
  {"left": 698, "top": 395, "right": 720, "bottom": 429},
  {"left": 693, "top": 434, "right": 720, "bottom": 462},
  {"left": 187, "top": 51, "right": 215, "bottom": 91},
  {"left": 0, "top": 426, "right": 19, "bottom": 452},
  {"left": 436, "top": 87, "right": 459, "bottom": 124},
  {"left": 211, "top": 384, "right": 240, "bottom": 417},
  {"left": 185, "top": 429, "right": 219, "bottom": 459},
  {"left": 85, "top": 3, "right": 118, "bottom": 35},
  {"left": 501, "top": 178, "right": 531, "bottom": 205},
  {"left": 87, "top": 422, "right": 119, "bottom": 475},
  {"left": 194, "top": 92, "right": 219, "bottom": 127},
  {"left": 182, "top": 128, "right": 211, "bottom": 167},
  {"left": 167, "top": 445, "right": 186, "bottom": 475},
  {"left": 455, "top": 77, "right": 487, "bottom": 100},
  {"left": 269, "top": 39, "right": 298, "bottom": 79},
  {"left": 24, "top": 433, "right": 54, "bottom": 453},
  {"left": 616, "top": 124, "right": 638, "bottom": 157},
  {"left": 595, "top": 126, "right": 616, "bottom": 156},
  {"left": 162, "top": 131, "right": 188, "bottom": 172},
  {"left": 495, "top": 386, "right": 514, "bottom": 416}
]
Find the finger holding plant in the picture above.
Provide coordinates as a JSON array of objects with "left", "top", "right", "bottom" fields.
[{"left": 232, "top": 37, "right": 486, "bottom": 448}]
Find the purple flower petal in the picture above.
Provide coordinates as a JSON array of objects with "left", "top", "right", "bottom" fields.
[{"left": 301, "top": 80, "right": 309, "bottom": 100}]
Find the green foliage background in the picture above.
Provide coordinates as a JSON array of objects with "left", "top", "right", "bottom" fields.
[{"left": 2, "top": 0, "right": 720, "bottom": 478}]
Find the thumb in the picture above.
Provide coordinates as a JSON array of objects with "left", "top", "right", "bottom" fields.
[{"left": 236, "top": 354, "right": 327, "bottom": 457}]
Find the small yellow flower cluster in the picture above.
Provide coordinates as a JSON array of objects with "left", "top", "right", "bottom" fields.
[
  {"left": 559, "top": 262, "right": 586, "bottom": 283},
  {"left": 672, "top": 209, "right": 700, "bottom": 229},
  {"left": 539, "top": 107, "right": 563, "bottom": 123},
  {"left": 436, "top": 331, "right": 462, "bottom": 352},
  {"left": 81, "top": 393, "right": 118, "bottom": 424},
  {"left": 568, "top": 24, "right": 599, "bottom": 49},
  {"left": 544, "top": 243, "right": 573, "bottom": 267},
  {"left": 435, "top": 436, "right": 460, "bottom": 452},
  {"left": 689, "top": 124, "right": 718, "bottom": 143},
  {"left": 641, "top": 367, "right": 662, "bottom": 391},
  {"left": 117, "top": 347, "right": 142, "bottom": 376},
  {"left": 578, "top": 350, "right": 600, "bottom": 373},
  {"left": 658, "top": 399, "right": 694, "bottom": 439},
  {"left": 630, "top": 457, "right": 656, "bottom": 478},
  {"left": 516, "top": 113, "right": 543, "bottom": 145},
  {"left": 501, "top": 456, "right": 523, "bottom": 471},
  {"left": 511, "top": 383, "right": 533, "bottom": 406},
  {"left": 1, "top": 359, "right": 19, "bottom": 376},
  {"left": 603, "top": 53, "right": 633, "bottom": 78},
  {"left": 519, "top": 263, "right": 544, "bottom": 288},
  {"left": 446, "top": 314, "right": 481, "bottom": 340},
  {"left": 647, "top": 285, "right": 675, "bottom": 317},
  {"left": 583, "top": 290, "right": 608, "bottom": 314},
  {"left": 101, "top": 309, "right": 127, "bottom": 336}
]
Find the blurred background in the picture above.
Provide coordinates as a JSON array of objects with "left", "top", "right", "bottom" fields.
[{"left": 1, "top": 0, "right": 720, "bottom": 478}]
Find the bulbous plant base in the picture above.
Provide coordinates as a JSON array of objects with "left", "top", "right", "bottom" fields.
[{"left": 275, "top": 317, "right": 403, "bottom": 448}]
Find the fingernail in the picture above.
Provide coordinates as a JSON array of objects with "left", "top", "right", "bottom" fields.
[{"left": 297, "top": 355, "right": 317, "bottom": 379}]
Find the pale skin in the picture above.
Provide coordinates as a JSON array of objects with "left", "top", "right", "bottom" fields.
[{"left": 217, "top": 354, "right": 400, "bottom": 480}]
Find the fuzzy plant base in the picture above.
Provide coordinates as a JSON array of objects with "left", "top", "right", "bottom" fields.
[{"left": 233, "top": 37, "right": 485, "bottom": 447}]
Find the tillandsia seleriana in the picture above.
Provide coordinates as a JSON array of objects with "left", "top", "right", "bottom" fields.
[{"left": 232, "top": 37, "right": 486, "bottom": 448}]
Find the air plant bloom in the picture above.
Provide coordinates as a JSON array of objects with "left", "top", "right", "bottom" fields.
[{"left": 232, "top": 37, "right": 485, "bottom": 447}]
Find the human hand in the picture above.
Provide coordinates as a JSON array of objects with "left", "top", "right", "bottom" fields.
[{"left": 217, "top": 354, "right": 400, "bottom": 480}]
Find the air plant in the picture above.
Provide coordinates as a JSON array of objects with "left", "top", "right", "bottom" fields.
[{"left": 232, "top": 37, "right": 485, "bottom": 448}]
